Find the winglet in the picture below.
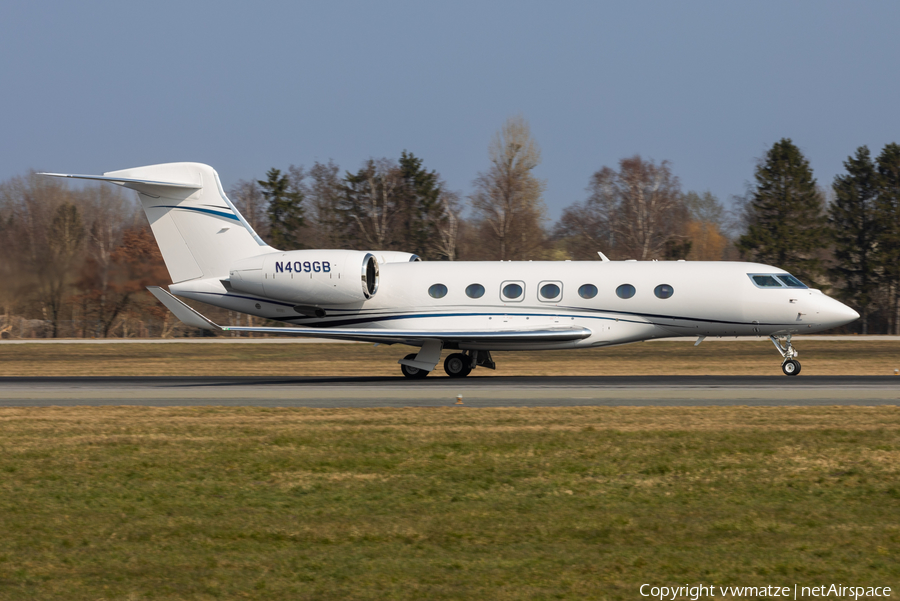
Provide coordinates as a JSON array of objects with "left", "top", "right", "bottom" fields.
[{"left": 147, "top": 286, "right": 221, "bottom": 331}]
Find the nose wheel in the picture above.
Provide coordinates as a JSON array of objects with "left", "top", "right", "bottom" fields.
[
  {"left": 771, "top": 335, "right": 801, "bottom": 376},
  {"left": 782, "top": 359, "right": 801, "bottom": 376}
]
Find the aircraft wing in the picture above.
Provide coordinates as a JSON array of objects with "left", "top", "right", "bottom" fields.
[{"left": 147, "top": 286, "right": 592, "bottom": 345}]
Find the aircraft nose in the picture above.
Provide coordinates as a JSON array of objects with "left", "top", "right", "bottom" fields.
[{"left": 821, "top": 298, "right": 859, "bottom": 327}]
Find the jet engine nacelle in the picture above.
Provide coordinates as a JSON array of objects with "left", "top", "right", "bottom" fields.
[
  {"left": 371, "top": 251, "right": 420, "bottom": 264},
  {"left": 229, "top": 249, "right": 378, "bottom": 306}
]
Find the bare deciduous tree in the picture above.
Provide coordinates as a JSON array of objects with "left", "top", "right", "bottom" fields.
[
  {"left": 75, "top": 184, "right": 138, "bottom": 336},
  {"left": 614, "top": 156, "right": 686, "bottom": 260},
  {"left": 43, "top": 202, "right": 85, "bottom": 337},
  {"left": 470, "top": 116, "right": 547, "bottom": 260},
  {"left": 341, "top": 159, "right": 403, "bottom": 249},
  {"left": 555, "top": 167, "right": 619, "bottom": 260},
  {"left": 0, "top": 208, "right": 19, "bottom": 336},
  {"left": 229, "top": 179, "right": 270, "bottom": 242},
  {"left": 305, "top": 160, "right": 344, "bottom": 248},
  {"left": 556, "top": 156, "right": 687, "bottom": 261},
  {"left": 683, "top": 191, "right": 730, "bottom": 261},
  {"left": 0, "top": 173, "right": 75, "bottom": 336},
  {"left": 431, "top": 189, "right": 462, "bottom": 261}
]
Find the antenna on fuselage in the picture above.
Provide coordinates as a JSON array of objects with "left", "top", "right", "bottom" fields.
[{"left": 597, "top": 252, "right": 610, "bottom": 262}]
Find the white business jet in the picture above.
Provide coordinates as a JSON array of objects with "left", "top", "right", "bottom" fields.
[{"left": 41, "top": 163, "right": 859, "bottom": 378}]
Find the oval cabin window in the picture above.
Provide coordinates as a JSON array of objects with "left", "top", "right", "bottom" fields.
[
  {"left": 540, "top": 283, "right": 561, "bottom": 300},
  {"left": 654, "top": 284, "right": 674, "bottom": 299},
  {"left": 616, "top": 284, "right": 636, "bottom": 299},
  {"left": 428, "top": 284, "right": 448, "bottom": 299},
  {"left": 578, "top": 284, "right": 598, "bottom": 299},
  {"left": 466, "top": 283, "right": 485, "bottom": 299},
  {"left": 502, "top": 283, "right": 523, "bottom": 299}
]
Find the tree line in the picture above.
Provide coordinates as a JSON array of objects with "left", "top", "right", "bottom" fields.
[{"left": 0, "top": 115, "right": 897, "bottom": 337}]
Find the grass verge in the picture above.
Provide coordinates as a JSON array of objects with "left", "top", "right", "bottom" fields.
[{"left": 0, "top": 406, "right": 898, "bottom": 599}]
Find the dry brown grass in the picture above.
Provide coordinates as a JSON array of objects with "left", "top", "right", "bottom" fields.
[
  {"left": 1, "top": 404, "right": 898, "bottom": 435},
  {"left": 0, "top": 339, "right": 898, "bottom": 376}
]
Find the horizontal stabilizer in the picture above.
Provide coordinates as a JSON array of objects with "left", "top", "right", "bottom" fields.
[
  {"left": 148, "top": 287, "right": 593, "bottom": 345},
  {"left": 39, "top": 172, "right": 201, "bottom": 198}
]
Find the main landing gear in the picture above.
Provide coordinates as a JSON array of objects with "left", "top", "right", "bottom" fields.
[
  {"left": 399, "top": 350, "right": 496, "bottom": 379},
  {"left": 770, "top": 334, "right": 801, "bottom": 376},
  {"left": 443, "top": 353, "right": 471, "bottom": 378},
  {"left": 399, "top": 354, "right": 429, "bottom": 379}
]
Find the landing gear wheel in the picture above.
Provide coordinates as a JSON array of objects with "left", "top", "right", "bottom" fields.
[
  {"left": 444, "top": 353, "right": 472, "bottom": 378},
  {"left": 782, "top": 360, "right": 801, "bottom": 376},
  {"left": 400, "top": 353, "right": 429, "bottom": 379},
  {"left": 771, "top": 335, "right": 801, "bottom": 377}
]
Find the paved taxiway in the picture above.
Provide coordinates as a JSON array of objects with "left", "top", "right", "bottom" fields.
[{"left": 0, "top": 376, "right": 897, "bottom": 407}]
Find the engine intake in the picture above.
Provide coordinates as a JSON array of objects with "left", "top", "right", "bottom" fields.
[{"left": 363, "top": 253, "right": 378, "bottom": 298}]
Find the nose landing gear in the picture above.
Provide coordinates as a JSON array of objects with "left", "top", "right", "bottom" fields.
[{"left": 770, "top": 334, "right": 801, "bottom": 376}]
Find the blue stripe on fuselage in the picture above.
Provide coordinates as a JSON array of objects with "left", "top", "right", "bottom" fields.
[{"left": 153, "top": 205, "right": 240, "bottom": 222}]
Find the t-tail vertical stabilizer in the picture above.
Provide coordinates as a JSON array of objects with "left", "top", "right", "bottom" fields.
[{"left": 41, "top": 163, "right": 274, "bottom": 283}]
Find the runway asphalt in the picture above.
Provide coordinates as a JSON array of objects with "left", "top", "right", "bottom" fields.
[{"left": 0, "top": 375, "right": 897, "bottom": 407}]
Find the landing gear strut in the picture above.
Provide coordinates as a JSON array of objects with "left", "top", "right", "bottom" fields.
[{"left": 770, "top": 335, "right": 801, "bottom": 376}]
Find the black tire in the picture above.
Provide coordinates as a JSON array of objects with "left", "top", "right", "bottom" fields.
[
  {"left": 782, "top": 359, "right": 801, "bottom": 376},
  {"left": 443, "top": 353, "right": 472, "bottom": 378},
  {"left": 400, "top": 353, "right": 429, "bottom": 379}
]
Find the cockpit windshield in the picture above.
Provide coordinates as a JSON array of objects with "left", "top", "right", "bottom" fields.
[
  {"left": 748, "top": 273, "right": 808, "bottom": 289},
  {"left": 775, "top": 274, "right": 807, "bottom": 288},
  {"left": 751, "top": 275, "right": 781, "bottom": 287}
]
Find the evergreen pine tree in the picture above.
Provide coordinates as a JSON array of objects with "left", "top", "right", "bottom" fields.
[
  {"left": 736, "top": 138, "right": 826, "bottom": 284},
  {"left": 258, "top": 168, "right": 305, "bottom": 250},
  {"left": 398, "top": 151, "right": 442, "bottom": 258},
  {"left": 875, "top": 143, "right": 900, "bottom": 334},
  {"left": 829, "top": 146, "right": 880, "bottom": 333}
]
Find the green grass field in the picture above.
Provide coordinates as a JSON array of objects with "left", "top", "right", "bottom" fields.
[
  {"left": 0, "top": 406, "right": 898, "bottom": 600},
  {"left": 0, "top": 338, "right": 899, "bottom": 376}
]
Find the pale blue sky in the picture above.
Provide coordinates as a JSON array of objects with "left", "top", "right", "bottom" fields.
[{"left": 2, "top": 1, "right": 898, "bottom": 219}]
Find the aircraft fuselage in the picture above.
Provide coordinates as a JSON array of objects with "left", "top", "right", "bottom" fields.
[{"left": 170, "top": 259, "right": 856, "bottom": 351}]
